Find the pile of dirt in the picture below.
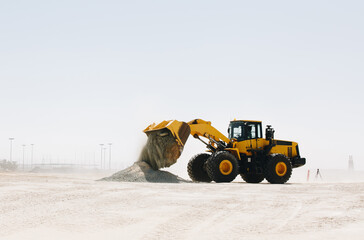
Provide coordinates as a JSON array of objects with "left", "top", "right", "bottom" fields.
[
  {"left": 102, "top": 131, "right": 188, "bottom": 183},
  {"left": 102, "top": 161, "right": 188, "bottom": 183}
]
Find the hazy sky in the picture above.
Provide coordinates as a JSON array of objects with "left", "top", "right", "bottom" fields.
[{"left": 1, "top": 1, "right": 363, "bottom": 175}]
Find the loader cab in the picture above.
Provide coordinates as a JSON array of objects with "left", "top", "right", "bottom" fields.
[{"left": 228, "top": 120, "right": 263, "bottom": 141}]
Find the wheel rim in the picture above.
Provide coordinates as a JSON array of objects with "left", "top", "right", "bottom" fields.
[
  {"left": 219, "top": 160, "right": 233, "bottom": 175},
  {"left": 275, "top": 162, "right": 287, "bottom": 176}
]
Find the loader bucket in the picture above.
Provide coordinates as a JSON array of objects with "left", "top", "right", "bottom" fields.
[
  {"left": 141, "top": 120, "right": 191, "bottom": 170},
  {"left": 144, "top": 120, "right": 191, "bottom": 147}
]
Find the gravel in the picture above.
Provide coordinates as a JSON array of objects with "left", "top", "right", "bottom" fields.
[{"left": 101, "top": 161, "right": 188, "bottom": 183}]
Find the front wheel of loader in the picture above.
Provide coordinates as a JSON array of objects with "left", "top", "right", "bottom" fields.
[
  {"left": 187, "top": 153, "right": 212, "bottom": 182},
  {"left": 264, "top": 154, "right": 292, "bottom": 184},
  {"left": 206, "top": 151, "right": 238, "bottom": 183}
]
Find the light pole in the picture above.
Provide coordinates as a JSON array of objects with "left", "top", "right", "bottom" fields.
[
  {"left": 108, "top": 143, "right": 112, "bottom": 170},
  {"left": 22, "top": 144, "right": 26, "bottom": 170},
  {"left": 99, "top": 144, "right": 104, "bottom": 169},
  {"left": 30, "top": 144, "right": 34, "bottom": 167},
  {"left": 9, "top": 138, "right": 15, "bottom": 162},
  {"left": 103, "top": 147, "right": 106, "bottom": 169}
]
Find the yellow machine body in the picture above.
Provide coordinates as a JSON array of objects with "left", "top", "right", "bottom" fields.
[
  {"left": 231, "top": 138, "right": 300, "bottom": 158},
  {"left": 143, "top": 118, "right": 305, "bottom": 171}
]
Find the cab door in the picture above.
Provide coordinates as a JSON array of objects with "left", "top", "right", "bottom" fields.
[
  {"left": 235, "top": 122, "right": 264, "bottom": 155},
  {"left": 246, "top": 122, "right": 264, "bottom": 151},
  {"left": 253, "top": 122, "right": 265, "bottom": 151}
]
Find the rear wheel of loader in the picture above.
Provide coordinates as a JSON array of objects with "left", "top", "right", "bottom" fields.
[
  {"left": 187, "top": 153, "right": 212, "bottom": 182},
  {"left": 206, "top": 151, "right": 238, "bottom": 183},
  {"left": 240, "top": 173, "right": 265, "bottom": 183},
  {"left": 264, "top": 154, "right": 292, "bottom": 184}
]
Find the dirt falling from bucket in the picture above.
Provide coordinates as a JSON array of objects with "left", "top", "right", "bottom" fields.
[{"left": 138, "top": 131, "right": 182, "bottom": 170}]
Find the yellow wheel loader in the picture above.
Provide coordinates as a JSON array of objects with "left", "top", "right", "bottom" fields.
[{"left": 143, "top": 119, "right": 306, "bottom": 184}]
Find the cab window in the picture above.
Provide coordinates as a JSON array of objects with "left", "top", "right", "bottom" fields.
[
  {"left": 230, "top": 125, "right": 243, "bottom": 140},
  {"left": 243, "top": 124, "right": 256, "bottom": 139},
  {"left": 244, "top": 122, "right": 261, "bottom": 139},
  {"left": 229, "top": 121, "right": 262, "bottom": 141}
]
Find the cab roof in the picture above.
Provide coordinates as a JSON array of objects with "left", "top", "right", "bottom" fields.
[{"left": 230, "top": 119, "right": 262, "bottom": 123}]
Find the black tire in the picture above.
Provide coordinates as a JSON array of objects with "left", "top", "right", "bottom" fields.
[
  {"left": 240, "top": 173, "right": 265, "bottom": 183},
  {"left": 187, "top": 153, "right": 212, "bottom": 182},
  {"left": 264, "top": 154, "right": 292, "bottom": 184},
  {"left": 206, "top": 151, "right": 238, "bottom": 183}
]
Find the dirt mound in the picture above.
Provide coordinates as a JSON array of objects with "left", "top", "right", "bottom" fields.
[
  {"left": 101, "top": 161, "right": 188, "bottom": 183},
  {"left": 102, "top": 131, "right": 188, "bottom": 183}
]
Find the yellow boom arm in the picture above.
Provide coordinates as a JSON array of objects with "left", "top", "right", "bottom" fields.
[
  {"left": 187, "top": 119, "right": 231, "bottom": 146},
  {"left": 143, "top": 118, "right": 230, "bottom": 150}
]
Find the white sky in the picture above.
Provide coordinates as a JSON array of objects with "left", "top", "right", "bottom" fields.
[{"left": 1, "top": 1, "right": 363, "bottom": 175}]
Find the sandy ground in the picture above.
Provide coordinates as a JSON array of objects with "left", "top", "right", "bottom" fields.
[{"left": 1, "top": 170, "right": 363, "bottom": 240}]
